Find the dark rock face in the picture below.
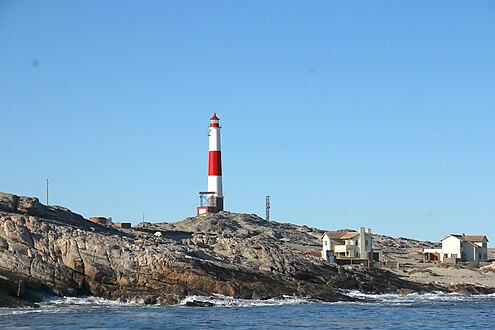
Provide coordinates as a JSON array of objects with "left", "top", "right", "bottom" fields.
[
  {"left": 185, "top": 300, "right": 215, "bottom": 307},
  {"left": 447, "top": 283, "right": 495, "bottom": 295},
  {"left": 0, "top": 192, "right": 482, "bottom": 308}
]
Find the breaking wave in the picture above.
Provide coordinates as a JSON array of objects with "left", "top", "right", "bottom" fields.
[
  {"left": 179, "top": 294, "right": 313, "bottom": 307},
  {"left": 2, "top": 291, "right": 495, "bottom": 316},
  {"left": 0, "top": 295, "right": 313, "bottom": 316},
  {"left": 2, "top": 292, "right": 495, "bottom": 329},
  {"left": 342, "top": 290, "right": 495, "bottom": 305},
  {"left": 0, "top": 296, "right": 144, "bottom": 316},
  {"left": 41, "top": 296, "right": 145, "bottom": 306}
]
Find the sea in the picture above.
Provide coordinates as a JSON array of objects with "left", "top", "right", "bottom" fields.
[{"left": 1, "top": 292, "right": 494, "bottom": 329}]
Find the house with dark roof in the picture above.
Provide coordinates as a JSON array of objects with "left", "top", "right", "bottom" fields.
[
  {"left": 322, "top": 227, "right": 375, "bottom": 266},
  {"left": 424, "top": 234, "right": 489, "bottom": 264}
]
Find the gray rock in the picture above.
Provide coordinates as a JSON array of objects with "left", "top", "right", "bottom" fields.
[{"left": 0, "top": 192, "right": 468, "bottom": 307}]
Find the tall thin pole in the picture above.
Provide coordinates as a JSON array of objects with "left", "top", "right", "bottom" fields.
[
  {"left": 266, "top": 196, "right": 270, "bottom": 221},
  {"left": 46, "top": 178, "right": 49, "bottom": 205}
]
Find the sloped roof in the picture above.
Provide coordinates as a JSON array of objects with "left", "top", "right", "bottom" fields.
[
  {"left": 324, "top": 231, "right": 348, "bottom": 239},
  {"left": 324, "top": 230, "right": 372, "bottom": 240},
  {"left": 442, "top": 234, "right": 488, "bottom": 243},
  {"left": 340, "top": 231, "right": 360, "bottom": 239},
  {"left": 462, "top": 235, "right": 488, "bottom": 242}
]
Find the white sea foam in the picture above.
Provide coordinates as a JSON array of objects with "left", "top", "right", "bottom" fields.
[
  {"left": 0, "top": 296, "right": 146, "bottom": 316},
  {"left": 0, "top": 295, "right": 311, "bottom": 315},
  {"left": 2, "top": 291, "right": 493, "bottom": 316},
  {"left": 341, "top": 290, "right": 495, "bottom": 305},
  {"left": 40, "top": 295, "right": 145, "bottom": 307},
  {"left": 179, "top": 294, "right": 313, "bottom": 307}
]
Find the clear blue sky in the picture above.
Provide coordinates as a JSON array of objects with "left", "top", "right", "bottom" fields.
[{"left": 1, "top": 1, "right": 494, "bottom": 242}]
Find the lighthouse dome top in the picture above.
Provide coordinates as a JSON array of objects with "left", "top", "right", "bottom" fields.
[{"left": 210, "top": 113, "right": 220, "bottom": 127}]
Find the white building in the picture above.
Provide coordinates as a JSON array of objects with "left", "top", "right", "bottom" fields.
[
  {"left": 322, "top": 227, "right": 374, "bottom": 265},
  {"left": 424, "top": 234, "right": 489, "bottom": 264}
]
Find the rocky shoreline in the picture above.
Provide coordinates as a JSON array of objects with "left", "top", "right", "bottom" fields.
[{"left": 0, "top": 192, "right": 493, "bottom": 308}]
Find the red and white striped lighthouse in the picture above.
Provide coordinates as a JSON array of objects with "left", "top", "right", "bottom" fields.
[{"left": 197, "top": 113, "right": 224, "bottom": 215}]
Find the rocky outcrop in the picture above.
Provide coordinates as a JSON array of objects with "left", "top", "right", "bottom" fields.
[
  {"left": 446, "top": 283, "right": 495, "bottom": 295},
  {"left": 0, "top": 193, "right": 90, "bottom": 228},
  {"left": 0, "top": 192, "right": 480, "bottom": 307}
]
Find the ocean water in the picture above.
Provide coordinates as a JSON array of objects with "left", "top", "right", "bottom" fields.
[{"left": 1, "top": 293, "right": 494, "bottom": 329}]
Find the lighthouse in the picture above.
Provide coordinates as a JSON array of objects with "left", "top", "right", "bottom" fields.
[{"left": 197, "top": 113, "right": 224, "bottom": 215}]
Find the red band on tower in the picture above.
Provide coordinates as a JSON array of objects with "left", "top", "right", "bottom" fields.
[{"left": 208, "top": 151, "right": 222, "bottom": 176}]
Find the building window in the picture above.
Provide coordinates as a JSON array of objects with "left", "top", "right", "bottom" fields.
[
  {"left": 324, "top": 241, "right": 328, "bottom": 246},
  {"left": 478, "top": 253, "right": 482, "bottom": 259},
  {"left": 451, "top": 254, "right": 457, "bottom": 259},
  {"left": 365, "top": 240, "right": 369, "bottom": 247}
]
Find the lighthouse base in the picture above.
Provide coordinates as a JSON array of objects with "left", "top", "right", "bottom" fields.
[
  {"left": 212, "top": 196, "right": 224, "bottom": 212},
  {"left": 196, "top": 197, "right": 224, "bottom": 216}
]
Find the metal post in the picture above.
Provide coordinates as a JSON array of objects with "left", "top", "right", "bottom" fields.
[{"left": 266, "top": 196, "right": 270, "bottom": 221}]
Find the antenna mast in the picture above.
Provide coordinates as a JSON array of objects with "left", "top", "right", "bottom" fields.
[
  {"left": 266, "top": 196, "right": 270, "bottom": 221},
  {"left": 46, "top": 178, "right": 49, "bottom": 205}
]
